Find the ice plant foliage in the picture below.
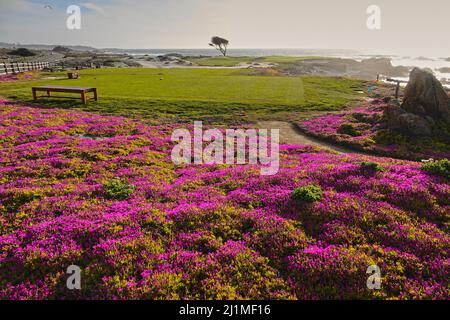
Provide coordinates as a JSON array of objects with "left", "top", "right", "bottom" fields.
[
  {"left": 0, "top": 72, "right": 37, "bottom": 83},
  {"left": 171, "top": 121, "right": 279, "bottom": 176},
  {"left": 0, "top": 100, "right": 448, "bottom": 300},
  {"left": 299, "top": 99, "right": 450, "bottom": 161}
]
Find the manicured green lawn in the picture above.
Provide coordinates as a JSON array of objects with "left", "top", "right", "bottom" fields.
[
  {"left": 254, "top": 56, "right": 329, "bottom": 64},
  {"left": 187, "top": 56, "right": 254, "bottom": 67},
  {"left": 0, "top": 68, "right": 367, "bottom": 124},
  {"left": 188, "top": 55, "right": 329, "bottom": 67}
]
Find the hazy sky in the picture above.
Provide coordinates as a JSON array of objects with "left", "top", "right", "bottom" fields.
[{"left": 1, "top": 0, "right": 449, "bottom": 56}]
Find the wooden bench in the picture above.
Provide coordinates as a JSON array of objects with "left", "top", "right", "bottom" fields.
[{"left": 32, "top": 86, "right": 98, "bottom": 105}]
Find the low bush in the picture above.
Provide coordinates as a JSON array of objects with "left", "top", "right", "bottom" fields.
[
  {"left": 421, "top": 159, "right": 450, "bottom": 179},
  {"left": 8, "top": 48, "right": 36, "bottom": 57},
  {"left": 292, "top": 184, "right": 323, "bottom": 203},
  {"left": 337, "top": 123, "right": 360, "bottom": 136},
  {"left": 103, "top": 178, "right": 135, "bottom": 200},
  {"left": 360, "top": 161, "right": 384, "bottom": 175}
]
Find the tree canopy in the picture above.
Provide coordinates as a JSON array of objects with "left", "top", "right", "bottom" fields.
[{"left": 209, "top": 36, "right": 229, "bottom": 56}]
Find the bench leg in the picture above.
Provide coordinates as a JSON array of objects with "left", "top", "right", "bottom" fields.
[
  {"left": 93, "top": 89, "right": 98, "bottom": 101},
  {"left": 47, "top": 90, "right": 51, "bottom": 97},
  {"left": 32, "top": 89, "right": 37, "bottom": 101},
  {"left": 81, "top": 92, "right": 87, "bottom": 104}
]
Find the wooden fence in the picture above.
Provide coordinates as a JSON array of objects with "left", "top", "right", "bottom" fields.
[{"left": 0, "top": 61, "right": 50, "bottom": 75}]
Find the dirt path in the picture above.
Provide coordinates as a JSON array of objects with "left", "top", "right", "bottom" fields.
[{"left": 257, "top": 121, "right": 363, "bottom": 154}]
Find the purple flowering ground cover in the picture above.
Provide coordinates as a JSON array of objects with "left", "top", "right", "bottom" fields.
[
  {"left": 0, "top": 100, "right": 449, "bottom": 300},
  {"left": 298, "top": 99, "right": 450, "bottom": 161},
  {"left": 0, "top": 72, "right": 37, "bottom": 83}
]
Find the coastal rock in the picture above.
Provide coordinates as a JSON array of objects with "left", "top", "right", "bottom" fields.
[
  {"left": 396, "top": 113, "right": 432, "bottom": 136},
  {"left": 385, "top": 104, "right": 406, "bottom": 126},
  {"left": 359, "top": 58, "right": 409, "bottom": 77},
  {"left": 383, "top": 68, "right": 450, "bottom": 136},
  {"left": 401, "top": 68, "right": 450, "bottom": 123},
  {"left": 437, "top": 67, "right": 450, "bottom": 73},
  {"left": 276, "top": 58, "right": 409, "bottom": 80},
  {"left": 385, "top": 104, "right": 431, "bottom": 135}
]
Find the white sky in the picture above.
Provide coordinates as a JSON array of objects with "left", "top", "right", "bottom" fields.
[{"left": 0, "top": 0, "right": 449, "bottom": 56}]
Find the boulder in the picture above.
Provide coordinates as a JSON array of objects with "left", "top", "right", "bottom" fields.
[
  {"left": 359, "top": 58, "right": 409, "bottom": 77},
  {"left": 385, "top": 102, "right": 432, "bottom": 136},
  {"left": 383, "top": 68, "right": 450, "bottom": 136},
  {"left": 437, "top": 67, "right": 450, "bottom": 73},
  {"left": 401, "top": 68, "right": 450, "bottom": 123},
  {"left": 385, "top": 104, "right": 406, "bottom": 127},
  {"left": 396, "top": 113, "right": 432, "bottom": 136}
]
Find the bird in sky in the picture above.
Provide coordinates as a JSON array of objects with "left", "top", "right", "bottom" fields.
[{"left": 43, "top": 4, "right": 53, "bottom": 10}]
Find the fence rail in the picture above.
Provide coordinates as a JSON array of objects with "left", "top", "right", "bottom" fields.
[{"left": 0, "top": 61, "right": 50, "bottom": 75}]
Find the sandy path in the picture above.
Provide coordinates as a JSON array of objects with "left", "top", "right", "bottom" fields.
[{"left": 257, "top": 121, "right": 362, "bottom": 154}]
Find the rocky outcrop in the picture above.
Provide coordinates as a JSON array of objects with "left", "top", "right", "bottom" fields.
[
  {"left": 401, "top": 68, "right": 450, "bottom": 123},
  {"left": 359, "top": 58, "right": 409, "bottom": 78},
  {"left": 385, "top": 105, "right": 432, "bottom": 136},
  {"left": 437, "top": 67, "right": 450, "bottom": 73},
  {"left": 384, "top": 68, "right": 450, "bottom": 136},
  {"left": 276, "top": 58, "right": 410, "bottom": 80}
]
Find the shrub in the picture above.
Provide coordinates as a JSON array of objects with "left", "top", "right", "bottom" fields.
[
  {"left": 8, "top": 48, "right": 36, "bottom": 57},
  {"left": 352, "top": 112, "right": 380, "bottom": 124},
  {"left": 103, "top": 178, "right": 135, "bottom": 200},
  {"left": 123, "top": 60, "right": 142, "bottom": 67},
  {"left": 421, "top": 159, "right": 450, "bottom": 179},
  {"left": 360, "top": 161, "right": 384, "bottom": 175},
  {"left": 337, "top": 123, "right": 360, "bottom": 136},
  {"left": 375, "top": 129, "right": 407, "bottom": 145},
  {"left": 292, "top": 184, "right": 323, "bottom": 203},
  {"left": 52, "top": 46, "right": 71, "bottom": 53}
]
